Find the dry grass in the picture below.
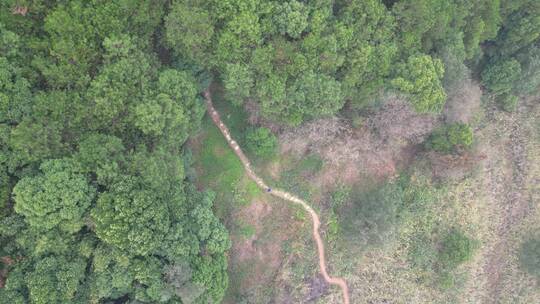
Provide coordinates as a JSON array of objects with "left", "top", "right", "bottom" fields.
[
  {"left": 279, "top": 96, "right": 436, "bottom": 189},
  {"left": 443, "top": 79, "right": 483, "bottom": 124}
]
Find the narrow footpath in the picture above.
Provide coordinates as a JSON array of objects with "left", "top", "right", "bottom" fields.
[{"left": 204, "top": 90, "right": 350, "bottom": 304}]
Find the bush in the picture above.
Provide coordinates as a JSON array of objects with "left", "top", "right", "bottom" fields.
[
  {"left": 519, "top": 235, "right": 540, "bottom": 278},
  {"left": 426, "top": 123, "right": 473, "bottom": 153},
  {"left": 498, "top": 94, "right": 519, "bottom": 112},
  {"left": 340, "top": 182, "right": 404, "bottom": 248},
  {"left": 331, "top": 184, "right": 351, "bottom": 210},
  {"left": 481, "top": 58, "right": 521, "bottom": 96},
  {"left": 408, "top": 230, "right": 476, "bottom": 290},
  {"left": 438, "top": 229, "right": 477, "bottom": 270},
  {"left": 516, "top": 47, "right": 540, "bottom": 95},
  {"left": 244, "top": 127, "right": 277, "bottom": 157}
]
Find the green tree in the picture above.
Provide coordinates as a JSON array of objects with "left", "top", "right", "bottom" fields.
[
  {"left": 75, "top": 133, "right": 125, "bottom": 185},
  {"left": 25, "top": 255, "right": 88, "bottom": 304},
  {"left": 91, "top": 175, "right": 170, "bottom": 256},
  {"left": 481, "top": 58, "right": 522, "bottom": 96},
  {"left": 245, "top": 127, "right": 278, "bottom": 157},
  {"left": 426, "top": 123, "right": 474, "bottom": 153},
  {"left": 258, "top": 71, "right": 344, "bottom": 125},
  {"left": 155, "top": 69, "right": 205, "bottom": 144},
  {"left": 287, "top": 71, "right": 344, "bottom": 120},
  {"left": 495, "top": 1, "right": 540, "bottom": 57},
  {"left": 187, "top": 190, "right": 231, "bottom": 255},
  {"left": 86, "top": 35, "right": 156, "bottom": 133},
  {"left": 89, "top": 244, "right": 134, "bottom": 300},
  {"left": 165, "top": 0, "right": 215, "bottom": 65},
  {"left": 13, "top": 159, "right": 96, "bottom": 233},
  {"left": 516, "top": 46, "right": 540, "bottom": 94},
  {"left": 274, "top": 0, "right": 309, "bottom": 39},
  {"left": 392, "top": 54, "right": 446, "bottom": 113},
  {"left": 336, "top": 0, "right": 397, "bottom": 105},
  {"left": 223, "top": 63, "right": 254, "bottom": 105},
  {"left": 0, "top": 57, "right": 32, "bottom": 124}
]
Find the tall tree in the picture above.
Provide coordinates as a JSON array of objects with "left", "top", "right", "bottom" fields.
[{"left": 13, "top": 158, "right": 96, "bottom": 233}]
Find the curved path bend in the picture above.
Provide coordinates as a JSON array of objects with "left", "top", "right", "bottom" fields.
[{"left": 203, "top": 90, "right": 350, "bottom": 304}]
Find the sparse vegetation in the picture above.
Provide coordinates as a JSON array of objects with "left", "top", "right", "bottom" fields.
[{"left": 341, "top": 182, "right": 404, "bottom": 248}]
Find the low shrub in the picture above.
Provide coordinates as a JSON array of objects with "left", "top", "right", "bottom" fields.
[
  {"left": 438, "top": 229, "right": 477, "bottom": 270},
  {"left": 519, "top": 235, "right": 540, "bottom": 279},
  {"left": 340, "top": 182, "right": 404, "bottom": 248},
  {"left": 426, "top": 123, "right": 473, "bottom": 153},
  {"left": 498, "top": 94, "right": 519, "bottom": 112},
  {"left": 245, "top": 127, "right": 277, "bottom": 158}
]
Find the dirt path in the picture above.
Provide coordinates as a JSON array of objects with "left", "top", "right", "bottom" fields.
[{"left": 204, "top": 90, "right": 350, "bottom": 304}]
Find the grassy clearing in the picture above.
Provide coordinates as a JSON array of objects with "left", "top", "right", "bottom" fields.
[
  {"left": 191, "top": 85, "right": 259, "bottom": 217},
  {"left": 191, "top": 86, "right": 308, "bottom": 303},
  {"left": 274, "top": 153, "right": 324, "bottom": 201}
]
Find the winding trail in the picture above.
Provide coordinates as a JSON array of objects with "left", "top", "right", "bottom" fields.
[{"left": 204, "top": 90, "right": 350, "bottom": 304}]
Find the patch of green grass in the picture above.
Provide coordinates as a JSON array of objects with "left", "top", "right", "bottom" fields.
[
  {"left": 331, "top": 184, "right": 351, "bottom": 210},
  {"left": 198, "top": 122, "right": 243, "bottom": 193},
  {"left": 277, "top": 153, "right": 323, "bottom": 199},
  {"left": 237, "top": 223, "right": 256, "bottom": 239},
  {"left": 519, "top": 234, "right": 540, "bottom": 279},
  {"left": 294, "top": 206, "right": 306, "bottom": 222},
  {"left": 297, "top": 154, "right": 323, "bottom": 173},
  {"left": 245, "top": 180, "right": 261, "bottom": 198},
  {"left": 191, "top": 86, "right": 256, "bottom": 220},
  {"left": 326, "top": 210, "right": 340, "bottom": 241}
]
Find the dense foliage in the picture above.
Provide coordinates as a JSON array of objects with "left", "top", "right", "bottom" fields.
[
  {"left": 0, "top": 2, "right": 228, "bottom": 303},
  {"left": 245, "top": 127, "right": 278, "bottom": 157}
]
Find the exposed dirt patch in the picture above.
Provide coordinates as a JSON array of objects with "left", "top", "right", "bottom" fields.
[
  {"left": 225, "top": 193, "right": 304, "bottom": 303},
  {"left": 306, "top": 275, "right": 330, "bottom": 302},
  {"left": 232, "top": 198, "right": 273, "bottom": 262}
]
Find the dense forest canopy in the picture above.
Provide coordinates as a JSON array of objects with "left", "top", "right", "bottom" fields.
[{"left": 0, "top": 0, "right": 538, "bottom": 303}]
